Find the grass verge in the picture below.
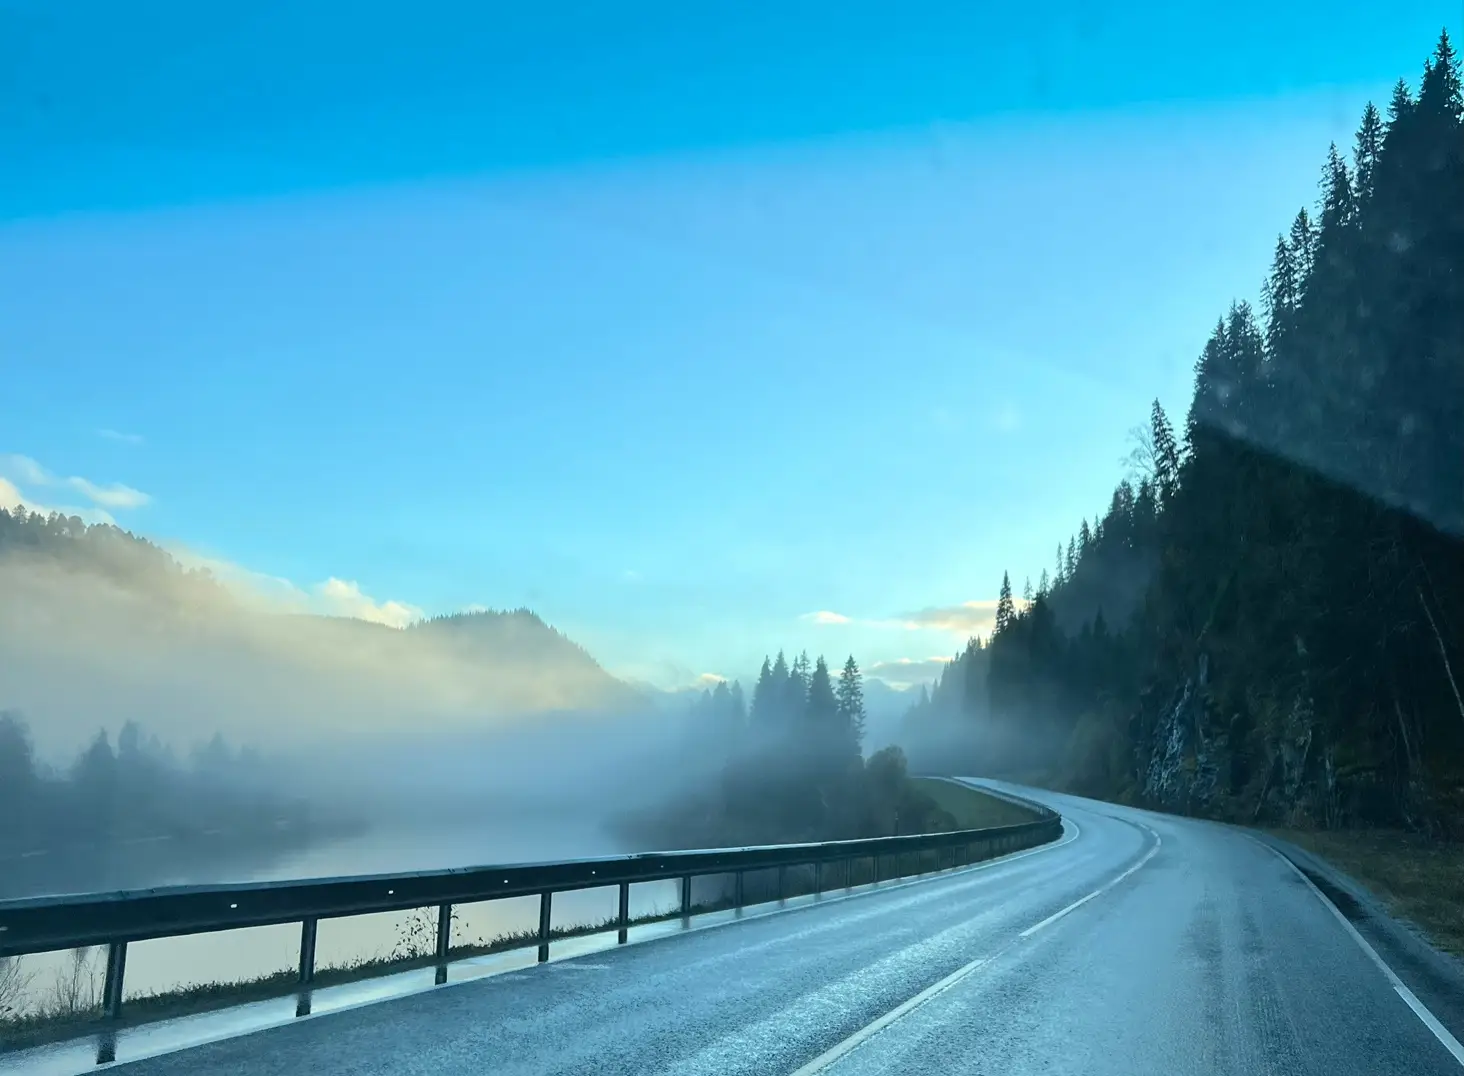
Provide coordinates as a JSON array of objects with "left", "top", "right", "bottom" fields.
[
  {"left": 1266, "top": 827, "right": 1464, "bottom": 958},
  {"left": 912, "top": 777, "right": 1043, "bottom": 829}
]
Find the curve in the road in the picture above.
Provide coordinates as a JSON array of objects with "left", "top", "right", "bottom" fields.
[{"left": 5, "top": 781, "right": 1462, "bottom": 1076}]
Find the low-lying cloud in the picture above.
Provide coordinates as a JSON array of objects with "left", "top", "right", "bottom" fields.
[
  {"left": 316, "top": 576, "right": 423, "bottom": 628},
  {"left": 866, "top": 656, "right": 954, "bottom": 686}
]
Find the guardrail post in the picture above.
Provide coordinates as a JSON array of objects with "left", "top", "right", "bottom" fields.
[
  {"left": 537, "top": 892, "right": 553, "bottom": 962},
  {"left": 102, "top": 941, "right": 127, "bottom": 1020},
  {"left": 617, "top": 882, "right": 631, "bottom": 944},
  {"left": 298, "top": 918, "right": 318, "bottom": 985},
  {"left": 777, "top": 865, "right": 787, "bottom": 904},
  {"left": 680, "top": 875, "right": 692, "bottom": 922},
  {"left": 814, "top": 860, "right": 823, "bottom": 898},
  {"left": 434, "top": 904, "right": 452, "bottom": 984},
  {"left": 734, "top": 871, "right": 745, "bottom": 913}
]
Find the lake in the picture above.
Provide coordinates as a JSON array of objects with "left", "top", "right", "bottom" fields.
[{"left": 1, "top": 818, "right": 685, "bottom": 1020}]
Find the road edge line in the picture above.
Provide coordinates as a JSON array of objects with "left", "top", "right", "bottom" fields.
[{"left": 1247, "top": 834, "right": 1464, "bottom": 1069}]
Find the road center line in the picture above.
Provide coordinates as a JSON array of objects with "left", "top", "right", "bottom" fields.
[
  {"left": 1249, "top": 836, "right": 1464, "bottom": 1069},
  {"left": 790, "top": 819, "right": 1160, "bottom": 1075},
  {"left": 785, "top": 944, "right": 1011, "bottom": 1076},
  {"left": 1020, "top": 825, "right": 1162, "bottom": 938}
]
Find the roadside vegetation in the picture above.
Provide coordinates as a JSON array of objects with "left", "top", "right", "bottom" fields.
[
  {"left": 912, "top": 778, "right": 1038, "bottom": 830},
  {"left": 902, "top": 31, "right": 1464, "bottom": 839},
  {"left": 1267, "top": 828, "right": 1464, "bottom": 958}
]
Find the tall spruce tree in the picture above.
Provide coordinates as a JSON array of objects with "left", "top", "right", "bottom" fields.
[{"left": 835, "top": 656, "right": 867, "bottom": 748}]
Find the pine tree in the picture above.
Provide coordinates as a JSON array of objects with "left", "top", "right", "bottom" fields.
[
  {"left": 1421, "top": 29, "right": 1461, "bottom": 119},
  {"left": 750, "top": 657, "right": 775, "bottom": 724},
  {"left": 835, "top": 656, "right": 867, "bottom": 747},
  {"left": 789, "top": 651, "right": 811, "bottom": 716},
  {"left": 728, "top": 681, "right": 747, "bottom": 723},
  {"left": 1078, "top": 519, "right": 1093, "bottom": 555},
  {"left": 1262, "top": 233, "right": 1300, "bottom": 358},
  {"left": 1065, "top": 537, "right": 1077, "bottom": 579},
  {"left": 806, "top": 656, "right": 839, "bottom": 728},
  {"left": 995, "top": 572, "right": 1016, "bottom": 635},
  {"left": 1055, "top": 543, "right": 1067, "bottom": 585},
  {"left": 1387, "top": 78, "right": 1416, "bottom": 130},
  {"left": 1318, "top": 143, "right": 1357, "bottom": 238},
  {"left": 1353, "top": 102, "right": 1384, "bottom": 203},
  {"left": 1150, "top": 400, "right": 1182, "bottom": 505},
  {"left": 1288, "top": 208, "right": 1316, "bottom": 291},
  {"left": 1023, "top": 576, "right": 1034, "bottom": 602},
  {"left": 1037, "top": 568, "right": 1051, "bottom": 597}
]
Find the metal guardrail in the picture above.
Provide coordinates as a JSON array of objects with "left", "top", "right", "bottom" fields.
[{"left": 0, "top": 801, "right": 1062, "bottom": 1034}]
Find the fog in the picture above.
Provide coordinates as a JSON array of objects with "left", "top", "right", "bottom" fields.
[{"left": 0, "top": 536, "right": 723, "bottom": 873}]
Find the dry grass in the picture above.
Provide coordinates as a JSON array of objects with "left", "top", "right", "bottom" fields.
[
  {"left": 912, "top": 778, "right": 1042, "bottom": 829},
  {"left": 1268, "top": 827, "right": 1464, "bottom": 957}
]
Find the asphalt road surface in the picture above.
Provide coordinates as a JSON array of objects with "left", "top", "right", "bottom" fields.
[{"left": 96, "top": 781, "right": 1464, "bottom": 1075}]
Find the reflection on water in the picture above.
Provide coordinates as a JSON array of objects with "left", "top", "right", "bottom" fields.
[{"left": 3, "top": 819, "right": 681, "bottom": 1020}]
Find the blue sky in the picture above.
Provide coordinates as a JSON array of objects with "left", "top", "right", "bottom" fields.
[{"left": 1, "top": 2, "right": 1457, "bottom": 689}]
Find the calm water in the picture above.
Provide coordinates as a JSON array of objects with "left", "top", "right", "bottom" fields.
[{"left": 3, "top": 819, "right": 682, "bottom": 1018}]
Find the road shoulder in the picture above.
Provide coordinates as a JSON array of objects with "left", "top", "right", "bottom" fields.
[{"left": 1251, "top": 830, "right": 1464, "bottom": 1052}]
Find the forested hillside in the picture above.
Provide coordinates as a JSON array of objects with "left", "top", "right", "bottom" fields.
[
  {"left": 904, "top": 32, "right": 1464, "bottom": 837},
  {"left": 619, "top": 652, "right": 957, "bottom": 850}
]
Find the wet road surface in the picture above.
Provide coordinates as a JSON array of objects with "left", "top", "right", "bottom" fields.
[{"left": 62, "top": 782, "right": 1464, "bottom": 1074}]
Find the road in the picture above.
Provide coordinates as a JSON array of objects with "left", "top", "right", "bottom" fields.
[{"left": 78, "top": 782, "right": 1464, "bottom": 1074}]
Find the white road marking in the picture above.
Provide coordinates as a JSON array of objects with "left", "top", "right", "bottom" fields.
[
  {"left": 1020, "top": 824, "right": 1162, "bottom": 937},
  {"left": 1250, "top": 836, "right": 1464, "bottom": 1069},
  {"left": 19, "top": 849, "right": 48, "bottom": 859},
  {"left": 791, "top": 819, "right": 1160, "bottom": 1074},
  {"left": 785, "top": 945, "right": 1010, "bottom": 1076},
  {"left": 22, "top": 814, "right": 1084, "bottom": 1075}
]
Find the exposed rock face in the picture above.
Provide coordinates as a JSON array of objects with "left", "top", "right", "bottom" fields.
[{"left": 1142, "top": 653, "right": 1222, "bottom": 815}]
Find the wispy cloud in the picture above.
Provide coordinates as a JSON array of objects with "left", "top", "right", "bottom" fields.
[
  {"left": 65, "top": 476, "right": 151, "bottom": 509},
  {"left": 1, "top": 454, "right": 53, "bottom": 487},
  {"left": 802, "top": 597, "right": 1026, "bottom": 639},
  {"left": 0, "top": 456, "right": 125, "bottom": 525},
  {"left": 801, "top": 610, "right": 851, "bottom": 625},
  {"left": 97, "top": 429, "right": 144, "bottom": 445},
  {"left": 866, "top": 656, "right": 954, "bottom": 686},
  {"left": 896, "top": 599, "right": 1003, "bottom": 634},
  {"left": 696, "top": 672, "right": 727, "bottom": 686},
  {"left": 1, "top": 453, "right": 151, "bottom": 514}
]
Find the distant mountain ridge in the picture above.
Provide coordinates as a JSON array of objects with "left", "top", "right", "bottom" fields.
[{"left": 0, "top": 505, "right": 650, "bottom": 751}]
